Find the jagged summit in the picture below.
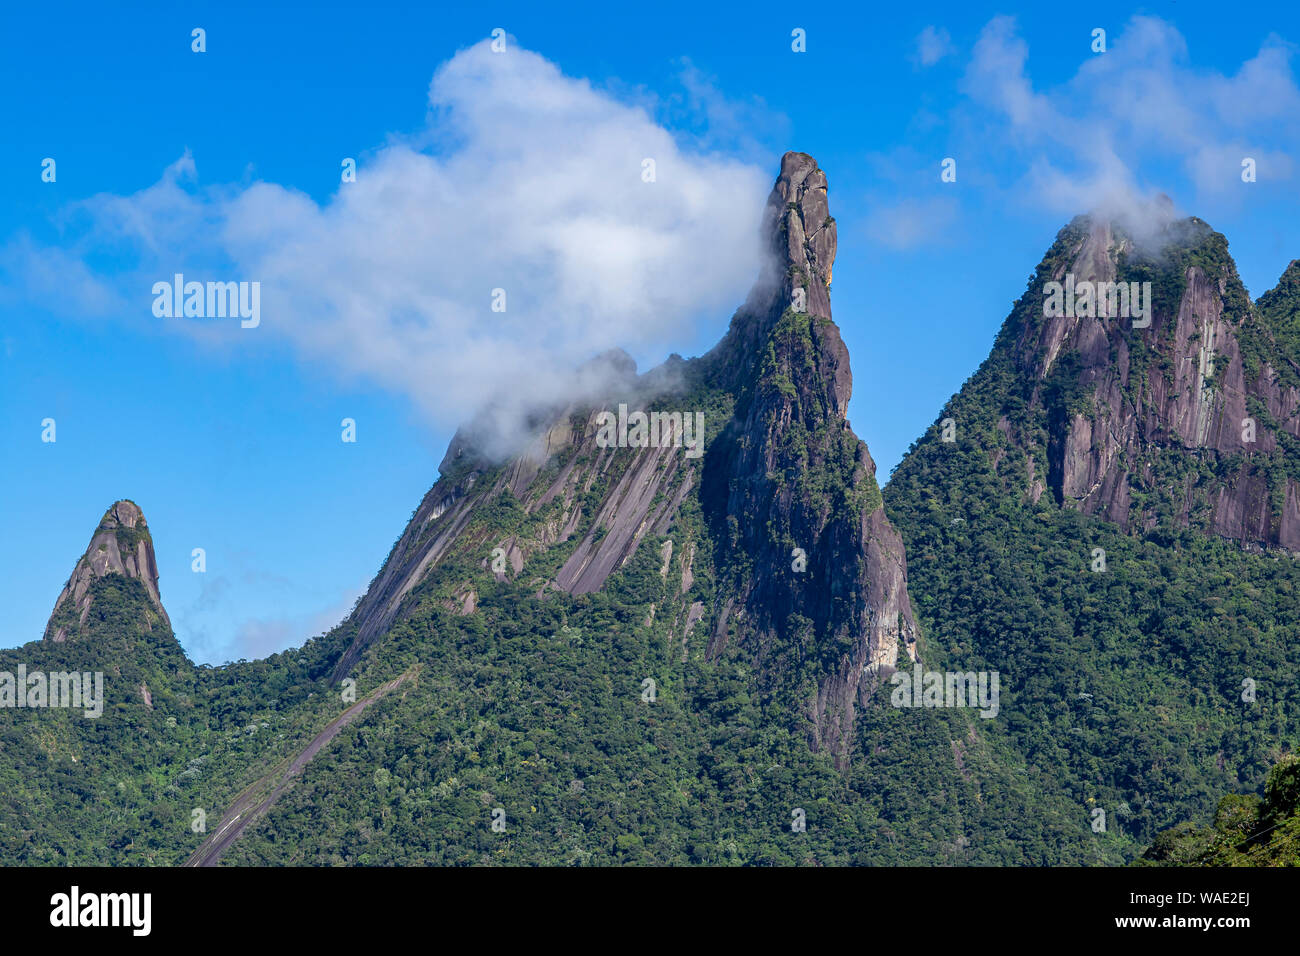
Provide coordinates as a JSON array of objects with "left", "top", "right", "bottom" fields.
[
  {"left": 919, "top": 211, "right": 1300, "bottom": 550},
  {"left": 44, "top": 499, "right": 170, "bottom": 642},
  {"left": 763, "top": 150, "right": 836, "bottom": 320},
  {"left": 705, "top": 151, "right": 839, "bottom": 391},
  {"left": 330, "top": 151, "right": 919, "bottom": 764}
]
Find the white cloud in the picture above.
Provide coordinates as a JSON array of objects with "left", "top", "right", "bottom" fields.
[
  {"left": 230, "top": 585, "right": 366, "bottom": 663},
  {"left": 961, "top": 17, "right": 1058, "bottom": 136},
  {"left": 914, "top": 26, "right": 954, "bottom": 68},
  {"left": 179, "top": 572, "right": 366, "bottom": 664},
  {"left": 957, "top": 15, "right": 1300, "bottom": 218},
  {"left": 671, "top": 59, "right": 791, "bottom": 156},
  {"left": 8, "top": 40, "right": 773, "bottom": 458},
  {"left": 866, "top": 195, "right": 960, "bottom": 249}
]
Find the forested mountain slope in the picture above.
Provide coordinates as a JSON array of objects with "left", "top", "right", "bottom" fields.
[
  {"left": 5, "top": 167, "right": 1297, "bottom": 867},
  {"left": 883, "top": 216, "right": 1300, "bottom": 862}
]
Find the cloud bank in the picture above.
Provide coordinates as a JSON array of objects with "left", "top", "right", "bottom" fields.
[
  {"left": 8, "top": 39, "right": 772, "bottom": 457},
  {"left": 867, "top": 15, "right": 1300, "bottom": 249},
  {"left": 962, "top": 15, "right": 1300, "bottom": 215}
]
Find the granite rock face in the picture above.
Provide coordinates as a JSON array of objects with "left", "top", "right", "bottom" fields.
[
  {"left": 767, "top": 151, "right": 837, "bottom": 322},
  {"left": 1008, "top": 216, "right": 1300, "bottom": 549},
  {"left": 701, "top": 151, "right": 918, "bottom": 763},
  {"left": 332, "top": 152, "right": 920, "bottom": 764},
  {"left": 44, "top": 500, "right": 171, "bottom": 642}
]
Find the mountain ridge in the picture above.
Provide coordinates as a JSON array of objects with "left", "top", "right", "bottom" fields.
[
  {"left": 328, "top": 150, "right": 920, "bottom": 764},
  {"left": 895, "top": 211, "right": 1300, "bottom": 552},
  {"left": 6, "top": 158, "right": 1300, "bottom": 867}
]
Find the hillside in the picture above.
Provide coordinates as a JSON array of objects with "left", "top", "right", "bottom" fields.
[
  {"left": 1144, "top": 754, "right": 1300, "bottom": 865},
  {"left": 4, "top": 163, "right": 1298, "bottom": 867},
  {"left": 883, "top": 214, "right": 1300, "bottom": 861},
  {"left": 210, "top": 152, "right": 958, "bottom": 864},
  {"left": 0, "top": 502, "right": 348, "bottom": 863}
]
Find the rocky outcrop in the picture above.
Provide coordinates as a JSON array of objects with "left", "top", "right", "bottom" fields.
[
  {"left": 701, "top": 152, "right": 918, "bottom": 763},
  {"left": 330, "top": 369, "right": 697, "bottom": 679},
  {"left": 331, "top": 153, "right": 921, "bottom": 767},
  {"left": 1009, "top": 216, "right": 1300, "bottom": 549},
  {"left": 44, "top": 500, "right": 171, "bottom": 642},
  {"left": 768, "top": 151, "right": 837, "bottom": 321}
]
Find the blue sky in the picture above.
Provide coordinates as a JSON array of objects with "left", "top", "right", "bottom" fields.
[{"left": 2, "top": 1, "right": 1298, "bottom": 663}]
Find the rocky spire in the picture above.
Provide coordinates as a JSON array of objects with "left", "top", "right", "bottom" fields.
[
  {"left": 45, "top": 500, "right": 170, "bottom": 642},
  {"left": 704, "top": 151, "right": 918, "bottom": 763},
  {"left": 330, "top": 152, "right": 919, "bottom": 767},
  {"left": 709, "top": 152, "right": 839, "bottom": 389},
  {"left": 762, "top": 150, "right": 837, "bottom": 320}
]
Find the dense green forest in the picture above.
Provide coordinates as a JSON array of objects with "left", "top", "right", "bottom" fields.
[
  {"left": 216, "top": 374, "right": 989, "bottom": 866},
  {"left": 0, "top": 575, "right": 347, "bottom": 864},
  {"left": 4, "top": 224, "right": 1298, "bottom": 866},
  {"left": 1144, "top": 755, "right": 1300, "bottom": 865},
  {"left": 882, "top": 221, "right": 1300, "bottom": 864}
]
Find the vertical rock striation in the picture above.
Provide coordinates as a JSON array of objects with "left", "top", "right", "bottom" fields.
[
  {"left": 332, "top": 152, "right": 920, "bottom": 765},
  {"left": 44, "top": 500, "right": 171, "bottom": 642},
  {"left": 946, "top": 213, "right": 1300, "bottom": 551}
]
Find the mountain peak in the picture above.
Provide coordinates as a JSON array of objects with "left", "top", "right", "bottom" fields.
[
  {"left": 103, "top": 499, "right": 145, "bottom": 526},
  {"left": 1262, "top": 257, "right": 1300, "bottom": 299},
  {"left": 703, "top": 151, "right": 840, "bottom": 395},
  {"left": 762, "top": 151, "right": 836, "bottom": 320},
  {"left": 331, "top": 153, "right": 919, "bottom": 764},
  {"left": 44, "top": 500, "right": 170, "bottom": 642},
  {"left": 944, "top": 210, "right": 1300, "bottom": 550},
  {"left": 1069, "top": 192, "right": 1185, "bottom": 252}
]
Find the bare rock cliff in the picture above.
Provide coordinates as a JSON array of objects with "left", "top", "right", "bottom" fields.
[
  {"left": 701, "top": 152, "right": 918, "bottom": 762},
  {"left": 1009, "top": 216, "right": 1300, "bottom": 549},
  {"left": 44, "top": 500, "right": 171, "bottom": 642},
  {"left": 331, "top": 152, "right": 920, "bottom": 766}
]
